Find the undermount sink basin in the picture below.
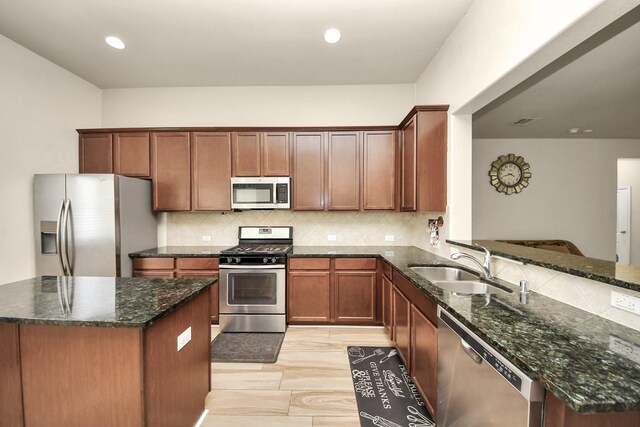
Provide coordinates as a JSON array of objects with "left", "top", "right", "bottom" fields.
[
  {"left": 409, "top": 266, "right": 479, "bottom": 282},
  {"left": 409, "top": 266, "right": 511, "bottom": 295}
]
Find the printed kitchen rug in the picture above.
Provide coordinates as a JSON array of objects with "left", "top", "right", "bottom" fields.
[
  {"left": 211, "top": 333, "right": 284, "bottom": 363},
  {"left": 348, "top": 346, "right": 435, "bottom": 427}
]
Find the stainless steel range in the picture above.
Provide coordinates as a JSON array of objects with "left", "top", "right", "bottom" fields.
[{"left": 219, "top": 226, "right": 292, "bottom": 333}]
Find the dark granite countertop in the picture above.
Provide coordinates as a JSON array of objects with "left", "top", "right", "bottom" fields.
[
  {"left": 129, "top": 245, "right": 640, "bottom": 413},
  {"left": 129, "top": 246, "right": 230, "bottom": 257},
  {"left": 293, "top": 246, "right": 640, "bottom": 413},
  {"left": 0, "top": 275, "right": 214, "bottom": 328},
  {"left": 448, "top": 239, "right": 640, "bottom": 293}
]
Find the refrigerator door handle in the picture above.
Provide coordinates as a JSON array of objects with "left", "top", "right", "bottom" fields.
[
  {"left": 55, "top": 200, "right": 68, "bottom": 276},
  {"left": 61, "top": 199, "right": 73, "bottom": 276}
]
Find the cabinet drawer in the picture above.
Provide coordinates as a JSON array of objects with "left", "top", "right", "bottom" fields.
[
  {"left": 380, "top": 260, "right": 393, "bottom": 279},
  {"left": 133, "top": 270, "right": 175, "bottom": 278},
  {"left": 289, "top": 258, "right": 331, "bottom": 270},
  {"left": 176, "top": 257, "right": 219, "bottom": 270},
  {"left": 335, "top": 258, "right": 376, "bottom": 270},
  {"left": 133, "top": 257, "right": 175, "bottom": 270},
  {"left": 175, "top": 270, "right": 218, "bottom": 278}
]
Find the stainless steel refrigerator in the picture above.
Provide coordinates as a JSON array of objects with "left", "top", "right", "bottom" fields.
[{"left": 34, "top": 174, "right": 157, "bottom": 277}]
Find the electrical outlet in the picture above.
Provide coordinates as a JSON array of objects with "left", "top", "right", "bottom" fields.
[
  {"left": 385, "top": 235, "right": 395, "bottom": 242},
  {"left": 328, "top": 234, "right": 337, "bottom": 241},
  {"left": 202, "top": 235, "right": 212, "bottom": 242},
  {"left": 611, "top": 291, "right": 640, "bottom": 315},
  {"left": 177, "top": 327, "right": 192, "bottom": 351}
]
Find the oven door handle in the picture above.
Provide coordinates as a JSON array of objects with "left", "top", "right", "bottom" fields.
[{"left": 220, "top": 264, "right": 285, "bottom": 270}]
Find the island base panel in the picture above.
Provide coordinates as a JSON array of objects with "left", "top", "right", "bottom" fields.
[
  {"left": 20, "top": 324, "right": 143, "bottom": 427},
  {"left": 0, "top": 322, "right": 24, "bottom": 427}
]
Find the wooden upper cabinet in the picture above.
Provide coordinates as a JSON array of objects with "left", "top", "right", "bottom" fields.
[
  {"left": 232, "top": 132, "right": 261, "bottom": 176},
  {"left": 327, "top": 132, "right": 360, "bottom": 211},
  {"left": 363, "top": 131, "right": 396, "bottom": 210},
  {"left": 232, "top": 132, "right": 290, "bottom": 177},
  {"left": 114, "top": 133, "right": 150, "bottom": 177},
  {"left": 292, "top": 132, "right": 325, "bottom": 211},
  {"left": 401, "top": 108, "right": 448, "bottom": 212},
  {"left": 401, "top": 116, "right": 417, "bottom": 211},
  {"left": 151, "top": 132, "right": 191, "bottom": 211},
  {"left": 192, "top": 132, "right": 232, "bottom": 211},
  {"left": 262, "top": 132, "right": 290, "bottom": 176},
  {"left": 79, "top": 133, "right": 113, "bottom": 173},
  {"left": 416, "top": 110, "right": 447, "bottom": 212}
]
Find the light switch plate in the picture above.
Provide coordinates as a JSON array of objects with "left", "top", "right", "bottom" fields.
[
  {"left": 327, "top": 234, "right": 337, "bottom": 241},
  {"left": 385, "top": 235, "right": 395, "bottom": 242},
  {"left": 177, "top": 326, "right": 192, "bottom": 351},
  {"left": 202, "top": 235, "right": 212, "bottom": 242}
]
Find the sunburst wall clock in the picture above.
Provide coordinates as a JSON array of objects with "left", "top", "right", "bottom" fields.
[{"left": 489, "top": 153, "right": 532, "bottom": 195}]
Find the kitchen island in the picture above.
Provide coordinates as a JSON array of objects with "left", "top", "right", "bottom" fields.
[{"left": 0, "top": 275, "right": 213, "bottom": 427}]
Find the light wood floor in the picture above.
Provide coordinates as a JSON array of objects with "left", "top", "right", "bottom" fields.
[{"left": 202, "top": 326, "right": 394, "bottom": 426}]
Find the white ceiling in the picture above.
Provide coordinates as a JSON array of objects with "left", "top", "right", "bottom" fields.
[
  {"left": 0, "top": 0, "right": 474, "bottom": 89},
  {"left": 473, "top": 7, "right": 640, "bottom": 140}
]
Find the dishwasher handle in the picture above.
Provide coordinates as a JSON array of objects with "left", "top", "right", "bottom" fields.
[{"left": 461, "top": 338, "right": 482, "bottom": 364}]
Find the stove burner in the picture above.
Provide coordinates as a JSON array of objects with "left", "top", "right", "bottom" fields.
[{"left": 221, "top": 244, "right": 292, "bottom": 256}]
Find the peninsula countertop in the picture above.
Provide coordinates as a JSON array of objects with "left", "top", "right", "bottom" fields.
[{"left": 0, "top": 275, "right": 214, "bottom": 328}]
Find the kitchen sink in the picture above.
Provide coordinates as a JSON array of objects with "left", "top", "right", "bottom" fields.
[
  {"left": 409, "top": 266, "right": 511, "bottom": 295},
  {"left": 409, "top": 266, "right": 479, "bottom": 282}
]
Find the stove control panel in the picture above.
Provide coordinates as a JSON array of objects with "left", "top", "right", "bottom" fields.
[{"left": 221, "top": 256, "right": 287, "bottom": 266}]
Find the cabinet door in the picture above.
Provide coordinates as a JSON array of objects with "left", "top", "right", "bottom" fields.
[
  {"left": 79, "top": 133, "right": 113, "bottom": 173},
  {"left": 232, "top": 132, "right": 261, "bottom": 176},
  {"left": 327, "top": 132, "right": 360, "bottom": 211},
  {"left": 334, "top": 270, "right": 376, "bottom": 323},
  {"left": 363, "top": 131, "right": 396, "bottom": 210},
  {"left": 416, "top": 110, "right": 447, "bottom": 212},
  {"left": 292, "top": 132, "right": 325, "bottom": 210},
  {"left": 401, "top": 116, "right": 417, "bottom": 211},
  {"left": 114, "top": 133, "right": 150, "bottom": 177},
  {"left": 192, "top": 132, "right": 232, "bottom": 211},
  {"left": 393, "top": 285, "right": 411, "bottom": 368},
  {"left": 262, "top": 132, "right": 290, "bottom": 176},
  {"left": 287, "top": 271, "right": 331, "bottom": 323},
  {"left": 151, "top": 132, "right": 191, "bottom": 211},
  {"left": 411, "top": 305, "right": 438, "bottom": 417},
  {"left": 382, "top": 273, "right": 393, "bottom": 338}
]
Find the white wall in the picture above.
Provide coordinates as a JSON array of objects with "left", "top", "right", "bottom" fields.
[
  {"left": 102, "top": 85, "right": 415, "bottom": 127},
  {"left": 472, "top": 139, "right": 640, "bottom": 261},
  {"left": 619, "top": 158, "right": 640, "bottom": 265},
  {"left": 0, "top": 35, "right": 101, "bottom": 284},
  {"left": 413, "top": 0, "right": 638, "bottom": 245}
]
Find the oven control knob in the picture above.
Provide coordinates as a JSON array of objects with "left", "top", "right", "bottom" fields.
[
  {"left": 235, "top": 257, "right": 241, "bottom": 263},
  {"left": 263, "top": 257, "right": 268, "bottom": 264},
  {"left": 271, "top": 258, "right": 277, "bottom": 264},
  {"left": 226, "top": 257, "right": 233, "bottom": 264}
]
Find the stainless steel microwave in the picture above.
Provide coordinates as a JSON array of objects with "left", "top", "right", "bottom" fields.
[{"left": 231, "top": 177, "right": 290, "bottom": 209}]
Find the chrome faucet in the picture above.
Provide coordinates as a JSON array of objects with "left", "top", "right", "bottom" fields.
[{"left": 451, "top": 246, "right": 493, "bottom": 279}]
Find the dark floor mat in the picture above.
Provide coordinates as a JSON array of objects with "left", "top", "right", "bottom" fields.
[
  {"left": 348, "top": 346, "right": 435, "bottom": 427},
  {"left": 211, "top": 333, "right": 285, "bottom": 363}
]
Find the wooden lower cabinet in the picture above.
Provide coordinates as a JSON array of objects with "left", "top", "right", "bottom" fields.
[
  {"left": 287, "top": 257, "right": 379, "bottom": 325},
  {"left": 392, "top": 285, "right": 411, "bottom": 368},
  {"left": 411, "top": 305, "right": 438, "bottom": 418},
  {"left": 287, "top": 270, "right": 332, "bottom": 323},
  {"left": 545, "top": 393, "right": 640, "bottom": 426},
  {"left": 380, "top": 262, "right": 393, "bottom": 339},
  {"left": 0, "top": 323, "right": 23, "bottom": 427},
  {"left": 133, "top": 257, "right": 219, "bottom": 324}
]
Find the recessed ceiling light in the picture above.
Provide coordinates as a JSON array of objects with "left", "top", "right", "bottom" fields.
[
  {"left": 568, "top": 128, "right": 580, "bottom": 134},
  {"left": 582, "top": 129, "right": 593, "bottom": 133},
  {"left": 324, "top": 28, "right": 341, "bottom": 44},
  {"left": 105, "top": 36, "right": 125, "bottom": 50}
]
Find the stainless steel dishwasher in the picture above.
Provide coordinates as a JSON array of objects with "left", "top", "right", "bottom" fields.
[{"left": 437, "top": 306, "right": 544, "bottom": 426}]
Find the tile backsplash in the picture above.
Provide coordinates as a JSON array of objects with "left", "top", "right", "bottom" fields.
[
  {"left": 165, "top": 210, "right": 640, "bottom": 331},
  {"left": 165, "top": 210, "right": 438, "bottom": 247}
]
